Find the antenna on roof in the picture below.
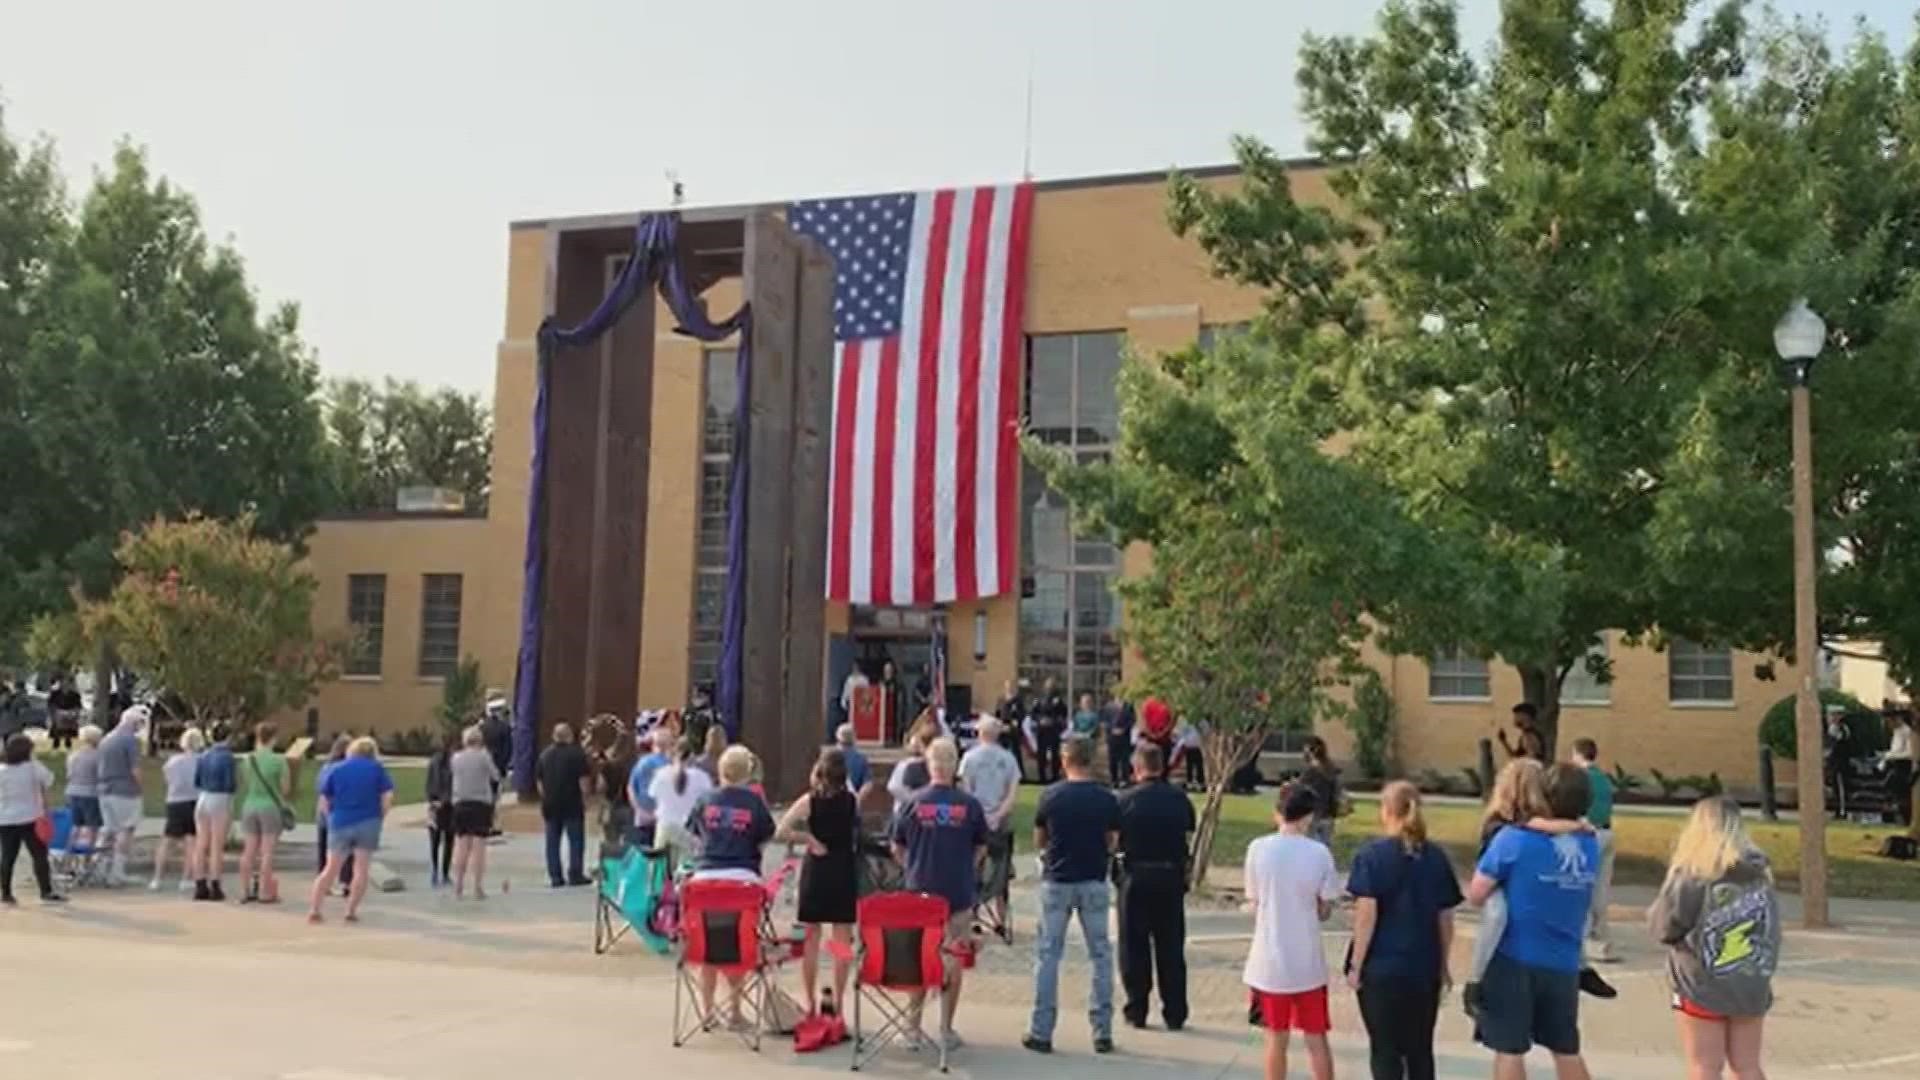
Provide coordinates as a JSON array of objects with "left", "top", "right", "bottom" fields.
[
  {"left": 1021, "top": 66, "right": 1035, "bottom": 181},
  {"left": 666, "top": 169, "right": 685, "bottom": 207}
]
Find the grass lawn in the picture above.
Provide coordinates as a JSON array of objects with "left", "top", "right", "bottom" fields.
[
  {"left": 1007, "top": 785, "right": 1920, "bottom": 902},
  {"left": 37, "top": 751, "right": 428, "bottom": 825}
]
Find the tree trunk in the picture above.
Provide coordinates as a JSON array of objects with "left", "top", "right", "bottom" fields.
[
  {"left": 1518, "top": 664, "right": 1563, "bottom": 759},
  {"left": 1188, "top": 727, "right": 1265, "bottom": 889},
  {"left": 90, "top": 639, "right": 116, "bottom": 727}
]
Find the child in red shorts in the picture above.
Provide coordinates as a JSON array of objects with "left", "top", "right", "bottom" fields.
[{"left": 1243, "top": 785, "right": 1341, "bottom": 1079}]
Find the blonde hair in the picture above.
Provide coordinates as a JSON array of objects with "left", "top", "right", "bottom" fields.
[
  {"left": 718, "top": 744, "right": 755, "bottom": 785},
  {"left": 462, "top": 724, "right": 485, "bottom": 749},
  {"left": 180, "top": 728, "right": 207, "bottom": 753},
  {"left": 926, "top": 737, "right": 960, "bottom": 780},
  {"left": 348, "top": 736, "right": 379, "bottom": 758},
  {"left": 704, "top": 724, "right": 728, "bottom": 759},
  {"left": 1668, "top": 796, "right": 1764, "bottom": 882},
  {"left": 78, "top": 725, "right": 103, "bottom": 748},
  {"left": 1379, "top": 780, "right": 1428, "bottom": 852},
  {"left": 1484, "top": 759, "right": 1549, "bottom": 828}
]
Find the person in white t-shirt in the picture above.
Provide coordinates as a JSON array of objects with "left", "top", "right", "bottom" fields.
[
  {"left": 1243, "top": 785, "right": 1342, "bottom": 1080},
  {"left": 648, "top": 736, "right": 714, "bottom": 861}
]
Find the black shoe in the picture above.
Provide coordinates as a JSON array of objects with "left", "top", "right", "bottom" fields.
[
  {"left": 1, "top": 895, "right": 16, "bottom": 907},
  {"left": 209, "top": 881, "right": 227, "bottom": 902},
  {"left": 1123, "top": 1014, "right": 1147, "bottom": 1030},
  {"left": 1093, "top": 1037, "right": 1115, "bottom": 1055},
  {"left": 1462, "top": 981, "right": 1483, "bottom": 1020},
  {"left": 39, "top": 893, "right": 65, "bottom": 904},
  {"left": 567, "top": 875, "right": 592, "bottom": 887},
  {"left": 1165, "top": 1018, "right": 1186, "bottom": 1033},
  {"left": 1578, "top": 967, "right": 1617, "bottom": 1000},
  {"left": 193, "top": 881, "right": 211, "bottom": 902},
  {"left": 1021, "top": 1035, "right": 1053, "bottom": 1055}
]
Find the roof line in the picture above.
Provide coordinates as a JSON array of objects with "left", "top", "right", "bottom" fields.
[{"left": 508, "top": 155, "right": 1325, "bottom": 232}]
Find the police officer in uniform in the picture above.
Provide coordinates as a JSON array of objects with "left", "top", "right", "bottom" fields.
[{"left": 1114, "top": 742, "right": 1195, "bottom": 1030}]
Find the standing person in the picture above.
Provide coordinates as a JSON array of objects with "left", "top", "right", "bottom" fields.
[
  {"left": 1137, "top": 698, "right": 1177, "bottom": 764},
  {"left": 450, "top": 725, "right": 501, "bottom": 900},
  {"left": 1346, "top": 781, "right": 1462, "bottom": 1080},
  {"left": 1879, "top": 709, "right": 1915, "bottom": 828},
  {"left": 47, "top": 678, "right": 80, "bottom": 750},
  {"left": 1177, "top": 718, "right": 1206, "bottom": 790},
  {"left": 695, "top": 724, "right": 727, "bottom": 782},
  {"left": 423, "top": 733, "right": 453, "bottom": 887},
  {"left": 1072, "top": 692, "right": 1101, "bottom": 741},
  {"left": 96, "top": 706, "right": 148, "bottom": 886},
  {"left": 960, "top": 716, "right": 1022, "bottom": 934},
  {"left": 995, "top": 679, "right": 1028, "bottom": 781},
  {"left": 151, "top": 728, "right": 204, "bottom": 893},
  {"left": 237, "top": 722, "right": 292, "bottom": 904},
  {"left": 1115, "top": 743, "right": 1195, "bottom": 1032},
  {"left": 1497, "top": 703, "right": 1546, "bottom": 761},
  {"left": 316, "top": 734, "right": 359, "bottom": 887},
  {"left": 777, "top": 747, "right": 861, "bottom": 1017},
  {"left": 626, "top": 728, "right": 673, "bottom": 849},
  {"left": 877, "top": 659, "right": 904, "bottom": 745},
  {"left": 1570, "top": 738, "right": 1618, "bottom": 963},
  {"left": 535, "top": 722, "right": 592, "bottom": 888},
  {"left": 63, "top": 724, "right": 104, "bottom": 852},
  {"left": 192, "top": 726, "right": 237, "bottom": 901},
  {"left": 1024, "top": 735, "right": 1121, "bottom": 1056},
  {"left": 839, "top": 663, "right": 870, "bottom": 736},
  {"left": 891, "top": 738, "right": 988, "bottom": 1051},
  {"left": 1244, "top": 785, "right": 1342, "bottom": 1080},
  {"left": 1466, "top": 764, "right": 1599, "bottom": 1080},
  {"left": 0, "top": 734, "right": 64, "bottom": 905},
  {"left": 649, "top": 736, "right": 714, "bottom": 860},
  {"left": 1648, "top": 797, "right": 1781, "bottom": 1080},
  {"left": 1298, "top": 736, "right": 1344, "bottom": 849},
  {"left": 308, "top": 737, "right": 394, "bottom": 924},
  {"left": 887, "top": 729, "right": 934, "bottom": 816},
  {"left": 1031, "top": 677, "right": 1068, "bottom": 785},
  {"left": 687, "top": 745, "right": 777, "bottom": 1030},
  {"left": 835, "top": 724, "right": 874, "bottom": 802},
  {"left": 1102, "top": 690, "right": 1137, "bottom": 787}
]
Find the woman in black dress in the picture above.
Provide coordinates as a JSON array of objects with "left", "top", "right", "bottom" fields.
[{"left": 776, "top": 747, "right": 859, "bottom": 1016}]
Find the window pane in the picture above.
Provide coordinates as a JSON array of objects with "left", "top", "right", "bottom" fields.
[
  {"left": 418, "top": 574, "right": 463, "bottom": 678},
  {"left": 1429, "top": 650, "right": 1490, "bottom": 699},
  {"left": 1072, "top": 571, "right": 1118, "bottom": 632},
  {"left": 1560, "top": 643, "right": 1610, "bottom": 705},
  {"left": 1023, "top": 462, "right": 1072, "bottom": 571},
  {"left": 703, "top": 349, "right": 739, "bottom": 457},
  {"left": 1669, "top": 640, "right": 1734, "bottom": 703},
  {"left": 345, "top": 574, "right": 386, "bottom": 677},
  {"left": 1074, "top": 332, "right": 1123, "bottom": 446},
  {"left": 1026, "top": 336, "right": 1075, "bottom": 445}
]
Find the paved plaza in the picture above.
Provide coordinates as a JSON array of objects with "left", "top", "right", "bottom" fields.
[{"left": 5, "top": 808, "right": 1920, "bottom": 1079}]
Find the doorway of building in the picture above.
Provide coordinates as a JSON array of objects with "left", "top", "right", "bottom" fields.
[{"left": 849, "top": 607, "right": 937, "bottom": 744}]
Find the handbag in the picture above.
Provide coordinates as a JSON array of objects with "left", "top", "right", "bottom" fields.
[{"left": 249, "top": 752, "right": 298, "bottom": 831}]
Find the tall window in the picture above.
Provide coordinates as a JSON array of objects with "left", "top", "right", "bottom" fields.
[
  {"left": 690, "top": 348, "right": 739, "bottom": 691},
  {"left": 1560, "top": 640, "right": 1611, "bottom": 706},
  {"left": 1669, "top": 639, "right": 1734, "bottom": 704},
  {"left": 1429, "top": 649, "right": 1491, "bottom": 700},
  {"left": 1019, "top": 332, "right": 1123, "bottom": 700},
  {"left": 345, "top": 574, "right": 387, "bottom": 677},
  {"left": 417, "top": 574, "right": 463, "bottom": 678}
]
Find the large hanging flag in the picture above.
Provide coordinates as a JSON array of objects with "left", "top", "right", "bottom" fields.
[{"left": 790, "top": 183, "right": 1035, "bottom": 606}]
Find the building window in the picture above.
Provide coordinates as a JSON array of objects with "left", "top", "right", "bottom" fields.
[
  {"left": 417, "top": 574, "right": 463, "bottom": 678},
  {"left": 1669, "top": 639, "right": 1734, "bottom": 704},
  {"left": 1197, "top": 321, "right": 1251, "bottom": 353},
  {"left": 1560, "top": 640, "right": 1611, "bottom": 706},
  {"left": 691, "top": 348, "right": 739, "bottom": 692},
  {"left": 1429, "top": 649, "right": 1491, "bottom": 701},
  {"left": 1019, "top": 332, "right": 1122, "bottom": 700},
  {"left": 345, "top": 574, "right": 386, "bottom": 677}
]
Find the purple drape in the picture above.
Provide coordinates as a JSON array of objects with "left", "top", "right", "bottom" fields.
[{"left": 511, "top": 213, "right": 751, "bottom": 793}]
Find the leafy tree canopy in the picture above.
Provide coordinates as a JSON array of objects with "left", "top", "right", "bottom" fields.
[{"left": 322, "top": 376, "right": 492, "bottom": 515}]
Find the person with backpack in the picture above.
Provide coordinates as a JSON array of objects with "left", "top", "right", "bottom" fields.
[{"left": 1649, "top": 796, "right": 1781, "bottom": 1080}]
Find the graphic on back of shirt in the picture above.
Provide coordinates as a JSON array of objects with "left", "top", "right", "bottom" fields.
[
  {"left": 1701, "top": 881, "right": 1777, "bottom": 977},
  {"left": 702, "top": 803, "right": 758, "bottom": 835},
  {"left": 1548, "top": 834, "right": 1594, "bottom": 887},
  {"left": 914, "top": 797, "right": 972, "bottom": 829}
]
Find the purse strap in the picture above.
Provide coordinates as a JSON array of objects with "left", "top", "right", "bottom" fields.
[{"left": 248, "top": 752, "right": 292, "bottom": 814}]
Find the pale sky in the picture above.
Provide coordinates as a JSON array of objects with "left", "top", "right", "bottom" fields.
[{"left": 1, "top": 1, "right": 1911, "bottom": 393}]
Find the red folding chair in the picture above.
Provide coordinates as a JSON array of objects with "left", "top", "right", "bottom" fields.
[
  {"left": 849, "top": 892, "right": 952, "bottom": 1072},
  {"left": 672, "top": 878, "right": 775, "bottom": 1051}
]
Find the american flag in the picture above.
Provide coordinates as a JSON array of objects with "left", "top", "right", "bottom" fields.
[{"left": 789, "top": 183, "right": 1035, "bottom": 606}]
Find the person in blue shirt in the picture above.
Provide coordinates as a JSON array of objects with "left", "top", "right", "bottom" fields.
[
  {"left": 1467, "top": 763, "right": 1599, "bottom": 1078},
  {"left": 685, "top": 745, "right": 776, "bottom": 1031},
  {"left": 308, "top": 737, "right": 394, "bottom": 925},
  {"left": 890, "top": 738, "right": 987, "bottom": 1052},
  {"left": 834, "top": 723, "right": 874, "bottom": 802},
  {"left": 1024, "top": 735, "right": 1121, "bottom": 1056},
  {"left": 626, "top": 728, "right": 673, "bottom": 849},
  {"left": 1345, "top": 780, "right": 1462, "bottom": 1080},
  {"left": 192, "top": 727, "right": 238, "bottom": 902}
]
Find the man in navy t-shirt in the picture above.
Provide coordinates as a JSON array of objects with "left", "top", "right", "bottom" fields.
[
  {"left": 891, "top": 738, "right": 986, "bottom": 1051},
  {"left": 1025, "top": 735, "right": 1122, "bottom": 1055},
  {"left": 1467, "top": 763, "right": 1598, "bottom": 1076}
]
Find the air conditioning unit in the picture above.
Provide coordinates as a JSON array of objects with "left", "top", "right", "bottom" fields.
[{"left": 395, "top": 486, "right": 466, "bottom": 513}]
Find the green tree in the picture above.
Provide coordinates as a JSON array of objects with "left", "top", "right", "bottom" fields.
[
  {"left": 323, "top": 376, "right": 492, "bottom": 514},
  {"left": 75, "top": 515, "right": 343, "bottom": 729},
  {"left": 1158, "top": 0, "right": 1919, "bottom": 756}
]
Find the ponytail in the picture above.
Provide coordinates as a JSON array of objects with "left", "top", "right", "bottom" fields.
[{"left": 1380, "top": 780, "right": 1428, "bottom": 853}]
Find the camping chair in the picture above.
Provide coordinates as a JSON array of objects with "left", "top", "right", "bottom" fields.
[
  {"left": 849, "top": 892, "right": 953, "bottom": 1072},
  {"left": 593, "top": 846, "right": 672, "bottom": 955},
  {"left": 673, "top": 878, "right": 778, "bottom": 1052},
  {"left": 47, "top": 808, "right": 108, "bottom": 890},
  {"left": 856, "top": 831, "right": 903, "bottom": 897},
  {"left": 972, "top": 829, "right": 1014, "bottom": 944}
]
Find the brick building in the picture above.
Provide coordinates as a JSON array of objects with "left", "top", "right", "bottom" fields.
[{"left": 292, "top": 163, "right": 1792, "bottom": 789}]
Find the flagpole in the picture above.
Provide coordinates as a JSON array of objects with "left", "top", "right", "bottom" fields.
[{"left": 1022, "top": 66, "right": 1035, "bottom": 181}]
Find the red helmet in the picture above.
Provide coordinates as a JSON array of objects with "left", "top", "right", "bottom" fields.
[{"left": 1141, "top": 697, "right": 1174, "bottom": 737}]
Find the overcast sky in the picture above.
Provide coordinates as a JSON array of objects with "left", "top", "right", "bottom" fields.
[{"left": 1, "top": 1, "right": 1912, "bottom": 394}]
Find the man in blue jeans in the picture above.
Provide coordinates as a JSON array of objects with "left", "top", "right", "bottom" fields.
[
  {"left": 1024, "top": 735, "right": 1121, "bottom": 1055},
  {"left": 1467, "top": 763, "right": 1599, "bottom": 1080}
]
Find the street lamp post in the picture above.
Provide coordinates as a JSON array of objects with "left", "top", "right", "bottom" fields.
[{"left": 1775, "top": 298, "right": 1829, "bottom": 929}]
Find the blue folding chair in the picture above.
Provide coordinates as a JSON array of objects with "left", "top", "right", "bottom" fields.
[{"left": 48, "top": 807, "right": 108, "bottom": 889}]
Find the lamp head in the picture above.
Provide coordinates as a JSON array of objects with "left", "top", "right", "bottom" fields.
[{"left": 1774, "top": 299, "right": 1826, "bottom": 387}]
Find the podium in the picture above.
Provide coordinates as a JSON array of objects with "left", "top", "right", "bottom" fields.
[{"left": 850, "top": 685, "right": 897, "bottom": 744}]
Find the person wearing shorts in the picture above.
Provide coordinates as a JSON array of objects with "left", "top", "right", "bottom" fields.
[
  {"left": 1243, "top": 785, "right": 1340, "bottom": 1080},
  {"left": 891, "top": 738, "right": 987, "bottom": 1053},
  {"left": 449, "top": 726, "right": 501, "bottom": 900},
  {"left": 96, "top": 707, "right": 148, "bottom": 885},
  {"left": 152, "top": 728, "right": 204, "bottom": 893},
  {"left": 237, "top": 722, "right": 292, "bottom": 903},
  {"left": 63, "top": 725, "right": 105, "bottom": 850},
  {"left": 1467, "top": 764, "right": 1599, "bottom": 1079},
  {"left": 193, "top": 728, "right": 238, "bottom": 901},
  {"left": 309, "top": 736, "right": 393, "bottom": 924}
]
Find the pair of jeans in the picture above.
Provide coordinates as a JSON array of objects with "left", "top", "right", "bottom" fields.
[
  {"left": 1357, "top": 975, "right": 1441, "bottom": 1080},
  {"left": 0, "top": 823, "right": 54, "bottom": 899},
  {"left": 544, "top": 810, "right": 585, "bottom": 885},
  {"left": 1029, "top": 878, "right": 1114, "bottom": 1041}
]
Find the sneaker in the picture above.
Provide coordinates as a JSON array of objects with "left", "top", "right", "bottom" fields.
[
  {"left": 147, "top": 879, "right": 162, "bottom": 892},
  {"left": 1021, "top": 1035, "right": 1053, "bottom": 1055},
  {"left": 941, "top": 1030, "right": 964, "bottom": 1052},
  {"left": 193, "top": 881, "right": 212, "bottom": 902},
  {"left": 39, "top": 893, "right": 66, "bottom": 905},
  {"left": 177, "top": 879, "right": 193, "bottom": 894},
  {"left": 1093, "top": 1037, "right": 1114, "bottom": 1055},
  {"left": 1578, "top": 967, "right": 1618, "bottom": 1000},
  {"left": 209, "top": 881, "right": 227, "bottom": 902}
]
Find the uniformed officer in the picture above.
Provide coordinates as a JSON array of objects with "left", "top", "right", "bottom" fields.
[{"left": 1114, "top": 742, "right": 1196, "bottom": 1030}]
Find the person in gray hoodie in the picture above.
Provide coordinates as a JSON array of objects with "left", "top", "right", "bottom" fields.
[{"left": 1648, "top": 795, "right": 1780, "bottom": 1080}]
